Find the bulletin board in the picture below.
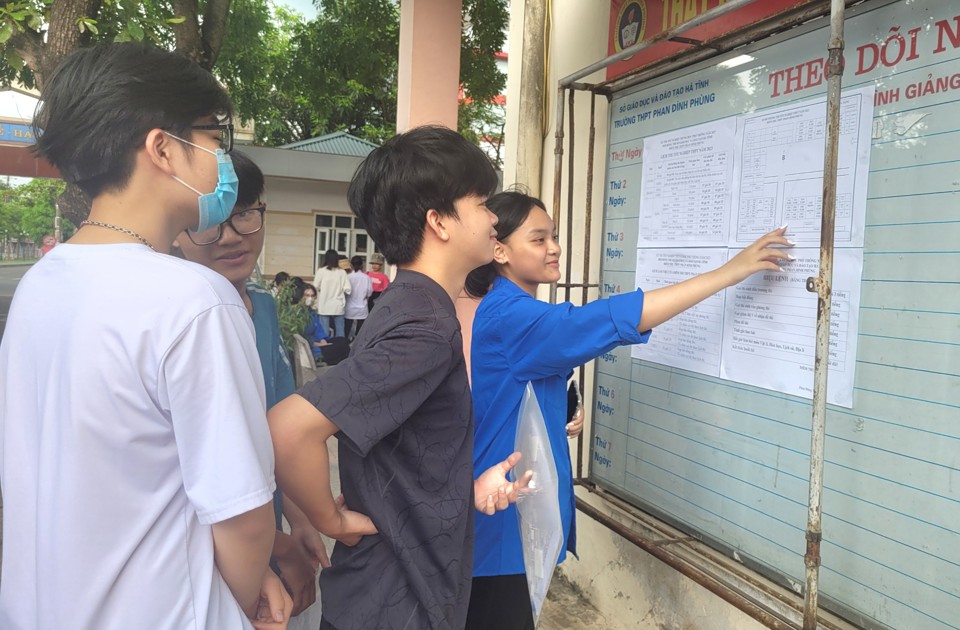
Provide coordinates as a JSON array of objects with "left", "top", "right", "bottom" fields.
[{"left": 591, "top": 1, "right": 960, "bottom": 629}]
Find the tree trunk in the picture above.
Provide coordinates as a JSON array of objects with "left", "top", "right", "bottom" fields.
[
  {"left": 171, "top": 0, "right": 204, "bottom": 65},
  {"left": 39, "top": 0, "right": 102, "bottom": 90},
  {"left": 172, "top": 0, "right": 231, "bottom": 70},
  {"left": 200, "top": 0, "right": 232, "bottom": 70}
]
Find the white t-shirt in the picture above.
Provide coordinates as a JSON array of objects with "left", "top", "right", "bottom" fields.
[
  {"left": 344, "top": 271, "right": 373, "bottom": 319},
  {"left": 0, "top": 244, "right": 275, "bottom": 630},
  {"left": 312, "top": 266, "right": 351, "bottom": 315}
]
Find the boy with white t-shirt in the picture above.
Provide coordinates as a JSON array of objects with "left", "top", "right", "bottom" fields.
[{"left": 0, "top": 43, "right": 291, "bottom": 629}]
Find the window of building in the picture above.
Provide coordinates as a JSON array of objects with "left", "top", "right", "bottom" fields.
[{"left": 313, "top": 212, "right": 382, "bottom": 270}]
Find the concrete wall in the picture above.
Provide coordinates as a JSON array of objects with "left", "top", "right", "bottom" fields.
[
  {"left": 261, "top": 177, "right": 353, "bottom": 279},
  {"left": 242, "top": 146, "right": 359, "bottom": 279},
  {"left": 503, "top": 3, "right": 790, "bottom": 628}
]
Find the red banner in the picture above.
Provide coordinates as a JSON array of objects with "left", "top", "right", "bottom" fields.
[{"left": 607, "top": 0, "right": 813, "bottom": 81}]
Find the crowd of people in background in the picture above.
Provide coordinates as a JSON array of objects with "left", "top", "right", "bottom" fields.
[{"left": 268, "top": 249, "right": 388, "bottom": 369}]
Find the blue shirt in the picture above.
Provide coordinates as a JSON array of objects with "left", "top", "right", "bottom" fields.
[
  {"left": 303, "top": 311, "right": 330, "bottom": 360},
  {"left": 248, "top": 283, "right": 296, "bottom": 408},
  {"left": 248, "top": 283, "right": 296, "bottom": 529},
  {"left": 470, "top": 276, "right": 650, "bottom": 576}
]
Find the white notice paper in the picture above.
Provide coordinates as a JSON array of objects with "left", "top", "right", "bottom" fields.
[
  {"left": 638, "top": 118, "right": 737, "bottom": 248},
  {"left": 631, "top": 248, "right": 729, "bottom": 376},
  {"left": 719, "top": 248, "right": 862, "bottom": 408},
  {"left": 731, "top": 85, "right": 874, "bottom": 248}
]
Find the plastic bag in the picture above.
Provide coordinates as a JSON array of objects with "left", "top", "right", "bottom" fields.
[{"left": 514, "top": 383, "right": 563, "bottom": 624}]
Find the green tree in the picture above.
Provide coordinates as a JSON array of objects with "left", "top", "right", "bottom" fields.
[
  {"left": 0, "top": 1, "right": 232, "bottom": 90},
  {"left": 284, "top": 0, "right": 401, "bottom": 144},
  {"left": 4, "top": 178, "right": 70, "bottom": 244},
  {"left": 220, "top": 0, "right": 509, "bottom": 151},
  {"left": 458, "top": 99, "right": 506, "bottom": 167},
  {"left": 0, "top": 0, "right": 509, "bottom": 167},
  {"left": 0, "top": 180, "right": 20, "bottom": 246}
]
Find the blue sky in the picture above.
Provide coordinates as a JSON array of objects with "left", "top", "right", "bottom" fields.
[{"left": 278, "top": 0, "right": 317, "bottom": 19}]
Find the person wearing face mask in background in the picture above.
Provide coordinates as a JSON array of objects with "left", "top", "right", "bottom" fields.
[
  {"left": 300, "top": 284, "right": 350, "bottom": 366},
  {"left": 0, "top": 43, "right": 291, "bottom": 630}
]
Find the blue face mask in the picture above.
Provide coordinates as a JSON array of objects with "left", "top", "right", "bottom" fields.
[{"left": 168, "top": 133, "right": 240, "bottom": 232}]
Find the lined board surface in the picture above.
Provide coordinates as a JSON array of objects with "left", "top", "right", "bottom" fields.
[{"left": 591, "top": 2, "right": 960, "bottom": 629}]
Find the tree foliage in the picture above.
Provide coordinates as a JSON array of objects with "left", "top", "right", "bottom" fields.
[
  {"left": 217, "top": 0, "right": 402, "bottom": 146},
  {"left": 0, "top": 0, "right": 508, "bottom": 154},
  {"left": 0, "top": 0, "right": 230, "bottom": 91},
  {"left": 0, "top": 178, "right": 72, "bottom": 245},
  {"left": 273, "top": 280, "right": 310, "bottom": 354},
  {"left": 220, "top": 0, "right": 508, "bottom": 150}
]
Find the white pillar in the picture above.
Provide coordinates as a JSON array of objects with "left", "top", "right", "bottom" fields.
[{"left": 396, "top": 0, "right": 463, "bottom": 132}]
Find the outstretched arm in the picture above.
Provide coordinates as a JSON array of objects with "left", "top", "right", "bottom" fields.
[{"left": 638, "top": 227, "right": 793, "bottom": 331}]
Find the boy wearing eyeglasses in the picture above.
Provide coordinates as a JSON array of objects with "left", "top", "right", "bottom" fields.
[
  {"left": 0, "top": 43, "right": 290, "bottom": 629},
  {"left": 175, "top": 151, "right": 330, "bottom": 626}
]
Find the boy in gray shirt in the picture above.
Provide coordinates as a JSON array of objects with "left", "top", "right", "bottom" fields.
[{"left": 269, "top": 126, "right": 528, "bottom": 630}]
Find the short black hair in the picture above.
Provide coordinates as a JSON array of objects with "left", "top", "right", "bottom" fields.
[
  {"left": 273, "top": 271, "right": 290, "bottom": 287},
  {"left": 33, "top": 42, "right": 232, "bottom": 198},
  {"left": 347, "top": 126, "right": 498, "bottom": 265},
  {"left": 465, "top": 190, "right": 547, "bottom": 298},
  {"left": 350, "top": 255, "right": 364, "bottom": 270},
  {"left": 231, "top": 150, "right": 264, "bottom": 208}
]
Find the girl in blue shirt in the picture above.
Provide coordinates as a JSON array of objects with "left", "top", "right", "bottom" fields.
[{"left": 465, "top": 191, "right": 792, "bottom": 629}]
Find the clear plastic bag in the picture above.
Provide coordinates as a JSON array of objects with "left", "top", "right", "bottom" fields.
[{"left": 514, "top": 383, "right": 563, "bottom": 624}]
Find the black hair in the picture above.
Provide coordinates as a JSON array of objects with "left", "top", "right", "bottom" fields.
[
  {"left": 273, "top": 271, "right": 290, "bottom": 287},
  {"left": 350, "top": 255, "right": 364, "bottom": 270},
  {"left": 290, "top": 277, "right": 306, "bottom": 303},
  {"left": 323, "top": 249, "right": 340, "bottom": 270},
  {"left": 294, "top": 282, "right": 316, "bottom": 303},
  {"left": 465, "top": 190, "right": 547, "bottom": 298},
  {"left": 231, "top": 150, "right": 264, "bottom": 208},
  {"left": 32, "top": 42, "right": 233, "bottom": 198},
  {"left": 347, "top": 125, "right": 499, "bottom": 266}
]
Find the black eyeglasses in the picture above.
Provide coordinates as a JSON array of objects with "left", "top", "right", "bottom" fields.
[
  {"left": 186, "top": 204, "right": 265, "bottom": 246},
  {"left": 191, "top": 121, "right": 234, "bottom": 153}
]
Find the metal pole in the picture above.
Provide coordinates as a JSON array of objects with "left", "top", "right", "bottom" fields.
[
  {"left": 549, "top": 85, "right": 566, "bottom": 304},
  {"left": 576, "top": 92, "right": 598, "bottom": 481},
  {"left": 54, "top": 201, "right": 62, "bottom": 243},
  {"left": 803, "top": 0, "right": 845, "bottom": 627},
  {"left": 559, "top": 0, "right": 761, "bottom": 87}
]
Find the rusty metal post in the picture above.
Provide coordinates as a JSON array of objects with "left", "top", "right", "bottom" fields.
[
  {"left": 549, "top": 85, "right": 566, "bottom": 304},
  {"left": 576, "top": 92, "right": 598, "bottom": 481},
  {"left": 803, "top": 0, "right": 846, "bottom": 627},
  {"left": 564, "top": 88, "right": 576, "bottom": 303}
]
